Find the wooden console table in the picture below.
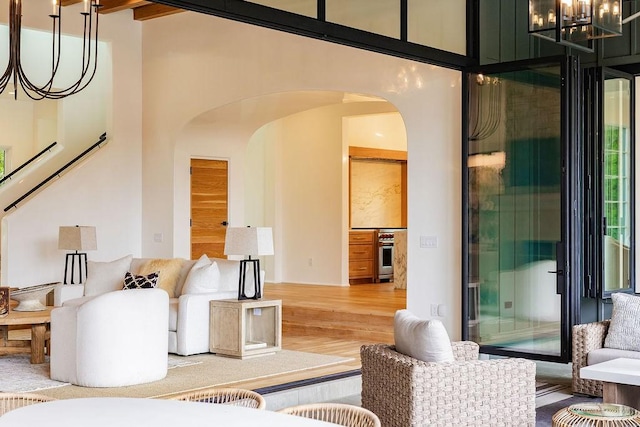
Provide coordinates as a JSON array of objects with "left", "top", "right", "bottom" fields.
[
  {"left": 0, "top": 307, "right": 52, "bottom": 364},
  {"left": 210, "top": 299, "right": 282, "bottom": 359}
]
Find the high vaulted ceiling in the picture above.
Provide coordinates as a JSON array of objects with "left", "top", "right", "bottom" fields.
[{"left": 60, "top": 0, "right": 183, "bottom": 21}]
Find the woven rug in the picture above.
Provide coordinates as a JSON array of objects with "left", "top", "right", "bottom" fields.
[
  {"left": 0, "top": 355, "right": 202, "bottom": 393},
  {"left": 2, "top": 350, "right": 350, "bottom": 399}
]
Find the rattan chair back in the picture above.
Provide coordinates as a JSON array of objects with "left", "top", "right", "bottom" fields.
[
  {"left": 278, "top": 403, "right": 381, "bottom": 427},
  {"left": 0, "top": 392, "right": 56, "bottom": 416},
  {"left": 168, "top": 387, "right": 266, "bottom": 409}
]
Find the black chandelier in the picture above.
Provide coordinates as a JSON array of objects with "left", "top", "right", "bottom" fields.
[
  {"left": 529, "top": 0, "right": 622, "bottom": 51},
  {"left": 0, "top": 0, "right": 101, "bottom": 100}
]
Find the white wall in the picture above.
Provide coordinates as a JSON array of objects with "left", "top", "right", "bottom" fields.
[
  {"left": 142, "top": 13, "right": 462, "bottom": 337},
  {"left": 344, "top": 113, "right": 407, "bottom": 151},
  {"left": 0, "top": 4, "right": 143, "bottom": 286}
]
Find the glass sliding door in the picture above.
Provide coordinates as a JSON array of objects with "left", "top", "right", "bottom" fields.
[
  {"left": 602, "top": 75, "right": 632, "bottom": 294},
  {"left": 465, "top": 58, "right": 579, "bottom": 361}
]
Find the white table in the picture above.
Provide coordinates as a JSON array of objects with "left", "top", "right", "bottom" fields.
[
  {"left": 580, "top": 358, "right": 640, "bottom": 410},
  {"left": 0, "top": 397, "right": 339, "bottom": 426}
]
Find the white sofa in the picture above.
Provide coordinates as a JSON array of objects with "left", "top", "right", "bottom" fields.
[
  {"left": 54, "top": 256, "right": 262, "bottom": 356},
  {"left": 51, "top": 288, "right": 169, "bottom": 387}
]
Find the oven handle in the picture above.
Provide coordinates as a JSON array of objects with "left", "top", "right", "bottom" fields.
[{"left": 379, "top": 242, "right": 394, "bottom": 247}]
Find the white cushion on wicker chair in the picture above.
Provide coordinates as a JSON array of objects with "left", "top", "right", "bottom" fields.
[
  {"left": 394, "top": 309, "right": 454, "bottom": 362},
  {"left": 604, "top": 293, "right": 640, "bottom": 352},
  {"left": 588, "top": 347, "right": 640, "bottom": 365}
]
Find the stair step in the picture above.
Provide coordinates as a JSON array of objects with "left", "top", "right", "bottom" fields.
[
  {"left": 283, "top": 322, "right": 393, "bottom": 342},
  {"left": 282, "top": 305, "right": 394, "bottom": 342}
]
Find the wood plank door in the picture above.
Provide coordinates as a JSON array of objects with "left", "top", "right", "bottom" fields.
[{"left": 191, "top": 159, "right": 228, "bottom": 259}]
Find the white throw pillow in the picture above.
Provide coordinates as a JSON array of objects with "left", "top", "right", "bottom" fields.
[
  {"left": 394, "top": 309, "right": 454, "bottom": 362},
  {"left": 84, "top": 254, "right": 133, "bottom": 296},
  {"left": 181, "top": 254, "right": 220, "bottom": 295},
  {"left": 604, "top": 293, "right": 640, "bottom": 351}
]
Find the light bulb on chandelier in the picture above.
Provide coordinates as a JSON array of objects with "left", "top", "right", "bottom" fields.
[{"left": 0, "top": 0, "right": 102, "bottom": 100}]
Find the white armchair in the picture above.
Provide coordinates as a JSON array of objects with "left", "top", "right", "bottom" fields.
[{"left": 50, "top": 289, "right": 169, "bottom": 387}]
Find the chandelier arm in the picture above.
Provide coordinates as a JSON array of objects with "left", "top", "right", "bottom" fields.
[
  {"left": 41, "top": 5, "right": 98, "bottom": 99},
  {"left": 1, "top": 0, "right": 101, "bottom": 100},
  {"left": 16, "top": 10, "right": 62, "bottom": 99},
  {"left": 470, "top": 82, "right": 501, "bottom": 141},
  {"left": 469, "top": 84, "right": 483, "bottom": 139}
]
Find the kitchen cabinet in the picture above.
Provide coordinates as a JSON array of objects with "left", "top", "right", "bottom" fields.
[{"left": 349, "top": 230, "right": 376, "bottom": 284}]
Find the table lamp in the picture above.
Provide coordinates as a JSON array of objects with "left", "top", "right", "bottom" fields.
[
  {"left": 224, "top": 226, "right": 273, "bottom": 300},
  {"left": 58, "top": 225, "right": 97, "bottom": 284}
]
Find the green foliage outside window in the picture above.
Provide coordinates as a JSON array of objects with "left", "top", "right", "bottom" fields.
[
  {"left": 0, "top": 150, "right": 5, "bottom": 179},
  {"left": 604, "top": 125, "right": 628, "bottom": 242}
]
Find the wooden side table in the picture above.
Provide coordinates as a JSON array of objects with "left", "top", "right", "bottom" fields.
[
  {"left": 552, "top": 403, "right": 640, "bottom": 426},
  {"left": 209, "top": 299, "right": 282, "bottom": 359},
  {"left": 0, "top": 307, "right": 52, "bottom": 364}
]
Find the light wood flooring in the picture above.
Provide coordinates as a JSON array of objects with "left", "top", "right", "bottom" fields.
[{"left": 228, "top": 282, "right": 406, "bottom": 391}]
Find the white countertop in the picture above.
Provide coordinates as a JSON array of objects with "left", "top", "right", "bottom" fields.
[
  {"left": 580, "top": 358, "right": 640, "bottom": 386},
  {"left": 0, "top": 398, "right": 338, "bottom": 427}
]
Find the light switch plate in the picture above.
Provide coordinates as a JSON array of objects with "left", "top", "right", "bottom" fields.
[{"left": 420, "top": 236, "right": 438, "bottom": 248}]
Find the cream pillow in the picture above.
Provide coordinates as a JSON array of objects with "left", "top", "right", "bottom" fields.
[
  {"left": 84, "top": 255, "right": 133, "bottom": 296},
  {"left": 138, "top": 258, "right": 184, "bottom": 297},
  {"left": 394, "top": 309, "right": 454, "bottom": 362},
  {"left": 604, "top": 293, "right": 640, "bottom": 351},
  {"left": 182, "top": 255, "right": 221, "bottom": 295}
]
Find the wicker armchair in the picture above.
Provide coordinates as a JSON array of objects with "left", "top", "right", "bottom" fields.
[
  {"left": 0, "top": 392, "right": 56, "bottom": 416},
  {"left": 571, "top": 320, "right": 610, "bottom": 397},
  {"left": 278, "top": 403, "right": 381, "bottom": 427},
  {"left": 168, "top": 388, "right": 266, "bottom": 409},
  {"left": 360, "top": 342, "right": 536, "bottom": 427}
]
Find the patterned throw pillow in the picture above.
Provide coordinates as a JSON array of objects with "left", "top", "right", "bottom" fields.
[
  {"left": 123, "top": 271, "right": 159, "bottom": 290},
  {"left": 604, "top": 293, "right": 640, "bottom": 351}
]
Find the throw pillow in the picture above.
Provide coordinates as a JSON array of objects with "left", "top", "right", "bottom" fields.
[
  {"left": 394, "top": 309, "right": 455, "bottom": 363},
  {"left": 123, "top": 271, "right": 159, "bottom": 290},
  {"left": 138, "top": 258, "right": 184, "bottom": 297},
  {"left": 84, "top": 255, "right": 134, "bottom": 296},
  {"left": 604, "top": 293, "right": 640, "bottom": 351},
  {"left": 181, "top": 254, "right": 221, "bottom": 295}
]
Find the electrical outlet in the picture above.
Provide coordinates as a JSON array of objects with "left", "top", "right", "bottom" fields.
[
  {"left": 430, "top": 304, "right": 438, "bottom": 316},
  {"left": 308, "top": 258, "right": 313, "bottom": 266}
]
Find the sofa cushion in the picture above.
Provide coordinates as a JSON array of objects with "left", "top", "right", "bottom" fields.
[
  {"left": 84, "top": 255, "right": 133, "bottom": 296},
  {"left": 138, "top": 259, "right": 184, "bottom": 298},
  {"left": 168, "top": 298, "right": 179, "bottom": 332},
  {"left": 588, "top": 347, "right": 640, "bottom": 366},
  {"left": 123, "top": 271, "right": 159, "bottom": 290},
  {"left": 394, "top": 309, "right": 454, "bottom": 363},
  {"left": 604, "top": 293, "right": 640, "bottom": 352},
  {"left": 181, "top": 255, "right": 221, "bottom": 295}
]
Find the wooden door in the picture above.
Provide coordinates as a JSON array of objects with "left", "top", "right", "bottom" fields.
[{"left": 191, "top": 159, "right": 228, "bottom": 259}]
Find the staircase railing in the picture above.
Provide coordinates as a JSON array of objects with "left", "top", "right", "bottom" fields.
[
  {"left": 4, "top": 132, "right": 108, "bottom": 212},
  {"left": 0, "top": 141, "right": 58, "bottom": 187}
]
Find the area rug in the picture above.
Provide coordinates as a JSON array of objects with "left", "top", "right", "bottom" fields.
[
  {"left": 0, "top": 355, "right": 202, "bottom": 394},
  {"left": 14, "top": 350, "right": 351, "bottom": 400}
]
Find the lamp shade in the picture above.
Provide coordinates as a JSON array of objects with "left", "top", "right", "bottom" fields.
[
  {"left": 58, "top": 226, "right": 97, "bottom": 251},
  {"left": 224, "top": 227, "right": 274, "bottom": 257}
]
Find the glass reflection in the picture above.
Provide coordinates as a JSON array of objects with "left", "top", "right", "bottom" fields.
[
  {"left": 603, "top": 77, "right": 631, "bottom": 292},
  {"left": 468, "top": 67, "right": 562, "bottom": 357}
]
